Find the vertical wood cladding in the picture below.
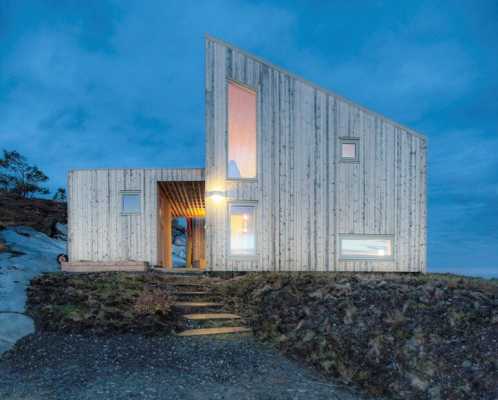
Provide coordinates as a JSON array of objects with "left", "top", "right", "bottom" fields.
[
  {"left": 205, "top": 36, "right": 427, "bottom": 272},
  {"left": 68, "top": 168, "right": 205, "bottom": 265}
]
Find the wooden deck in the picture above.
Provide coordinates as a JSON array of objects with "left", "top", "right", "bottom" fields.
[{"left": 61, "top": 261, "right": 149, "bottom": 273}]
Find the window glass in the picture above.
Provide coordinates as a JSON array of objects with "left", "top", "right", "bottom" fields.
[
  {"left": 228, "top": 82, "right": 257, "bottom": 179},
  {"left": 122, "top": 193, "right": 141, "bottom": 214},
  {"left": 340, "top": 236, "right": 393, "bottom": 259},
  {"left": 341, "top": 143, "right": 356, "bottom": 159},
  {"left": 229, "top": 204, "right": 256, "bottom": 255},
  {"left": 340, "top": 138, "right": 359, "bottom": 162}
]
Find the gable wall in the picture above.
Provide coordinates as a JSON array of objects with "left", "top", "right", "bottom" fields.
[{"left": 205, "top": 37, "right": 427, "bottom": 272}]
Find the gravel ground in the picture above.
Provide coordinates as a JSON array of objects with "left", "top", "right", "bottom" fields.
[{"left": 0, "top": 333, "right": 374, "bottom": 400}]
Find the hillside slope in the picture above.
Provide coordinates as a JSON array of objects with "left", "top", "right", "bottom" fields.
[
  {"left": 0, "top": 193, "right": 67, "bottom": 237},
  {"left": 218, "top": 273, "right": 498, "bottom": 400},
  {"left": 0, "top": 193, "right": 67, "bottom": 354}
]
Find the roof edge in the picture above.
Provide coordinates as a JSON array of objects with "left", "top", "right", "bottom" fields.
[
  {"left": 205, "top": 34, "right": 427, "bottom": 141},
  {"left": 69, "top": 167, "right": 205, "bottom": 174}
]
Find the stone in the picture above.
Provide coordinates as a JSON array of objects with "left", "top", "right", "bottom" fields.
[
  {"left": 218, "top": 272, "right": 498, "bottom": 400},
  {"left": 408, "top": 373, "right": 430, "bottom": 391},
  {"left": 0, "top": 313, "right": 35, "bottom": 355}
]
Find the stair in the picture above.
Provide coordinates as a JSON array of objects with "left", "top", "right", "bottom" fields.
[
  {"left": 152, "top": 267, "right": 203, "bottom": 276},
  {"left": 168, "top": 278, "right": 250, "bottom": 337},
  {"left": 175, "top": 292, "right": 210, "bottom": 298},
  {"left": 177, "top": 326, "right": 251, "bottom": 337},
  {"left": 174, "top": 302, "right": 223, "bottom": 308},
  {"left": 170, "top": 282, "right": 206, "bottom": 288},
  {"left": 183, "top": 313, "right": 241, "bottom": 320}
]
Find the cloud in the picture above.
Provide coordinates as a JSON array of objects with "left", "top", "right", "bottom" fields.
[
  {"left": 428, "top": 129, "right": 498, "bottom": 269},
  {"left": 0, "top": 0, "right": 497, "bottom": 275},
  {"left": 0, "top": 0, "right": 297, "bottom": 190}
]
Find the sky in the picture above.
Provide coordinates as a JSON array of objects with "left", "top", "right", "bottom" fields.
[{"left": 0, "top": 0, "right": 497, "bottom": 277}]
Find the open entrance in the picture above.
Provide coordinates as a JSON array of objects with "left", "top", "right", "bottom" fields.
[{"left": 157, "top": 181, "right": 206, "bottom": 270}]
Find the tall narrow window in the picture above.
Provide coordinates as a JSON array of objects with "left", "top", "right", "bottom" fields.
[
  {"left": 229, "top": 203, "right": 256, "bottom": 256},
  {"left": 227, "top": 81, "right": 257, "bottom": 179}
]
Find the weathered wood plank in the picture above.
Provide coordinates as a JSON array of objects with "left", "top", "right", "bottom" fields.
[{"left": 204, "top": 36, "right": 426, "bottom": 272}]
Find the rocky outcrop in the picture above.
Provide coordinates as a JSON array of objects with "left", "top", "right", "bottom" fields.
[
  {"left": 0, "top": 193, "right": 67, "bottom": 237},
  {"left": 217, "top": 273, "right": 498, "bottom": 400},
  {"left": 0, "top": 225, "right": 66, "bottom": 354}
]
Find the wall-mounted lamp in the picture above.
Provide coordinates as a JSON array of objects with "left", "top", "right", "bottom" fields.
[{"left": 207, "top": 190, "right": 225, "bottom": 204}]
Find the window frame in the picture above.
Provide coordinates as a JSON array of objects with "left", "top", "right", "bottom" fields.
[
  {"left": 338, "top": 234, "right": 395, "bottom": 261},
  {"left": 227, "top": 201, "right": 258, "bottom": 259},
  {"left": 120, "top": 190, "right": 142, "bottom": 215},
  {"left": 339, "top": 137, "right": 360, "bottom": 163},
  {"left": 225, "top": 79, "right": 259, "bottom": 182}
]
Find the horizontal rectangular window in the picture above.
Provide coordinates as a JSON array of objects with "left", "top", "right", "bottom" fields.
[
  {"left": 340, "top": 138, "right": 359, "bottom": 162},
  {"left": 229, "top": 203, "right": 256, "bottom": 256},
  {"left": 339, "top": 235, "right": 393, "bottom": 260},
  {"left": 121, "top": 192, "right": 141, "bottom": 214},
  {"left": 227, "top": 81, "right": 257, "bottom": 179}
]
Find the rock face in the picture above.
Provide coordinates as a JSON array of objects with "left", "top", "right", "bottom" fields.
[
  {"left": 0, "top": 313, "right": 34, "bottom": 354},
  {"left": 0, "top": 226, "right": 65, "bottom": 313},
  {"left": 217, "top": 273, "right": 498, "bottom": 400},
  {"left": 0, "top": 225, "right": 66, "bottom": 354},
  {"left": 0, "top": 193, "right": 67, "bottom": 237}
]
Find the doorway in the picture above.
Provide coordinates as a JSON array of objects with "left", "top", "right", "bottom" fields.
[{"left": 157, "top": 181, "right": 206, "bottom": 269}]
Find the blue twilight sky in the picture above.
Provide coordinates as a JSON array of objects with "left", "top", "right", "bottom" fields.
[{"left": 0, "top": 1, "right": 497, "bottom": 277}]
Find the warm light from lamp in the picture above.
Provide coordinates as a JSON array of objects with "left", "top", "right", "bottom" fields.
[{"left": 208, "top": 190, "right": 225, "bottom": 204}]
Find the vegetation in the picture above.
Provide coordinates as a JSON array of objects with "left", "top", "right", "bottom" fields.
[
  {"left": 27, "top": 272, "right": 178, "bottom": 334},
  {"left": 0, "top": 149, "right": 67, "bottom": 200},
  {"left": 217, "top": 272, "right": 498, "bottom": 400},
  {"left": 52, "top": 187, "right": 67, "bottom": 201}
]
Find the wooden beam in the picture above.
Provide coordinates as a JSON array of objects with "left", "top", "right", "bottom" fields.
[
  {"left": 163, "top": 197, "right": 173, "bottom": 269},
  {"left": 185, "top": 218, "right": 193, "bottom": 268},
  {"left": 158, "top": 181, "right": 206, "bottom": 218}
]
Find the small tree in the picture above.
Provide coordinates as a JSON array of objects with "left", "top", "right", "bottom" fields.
[
  {"left": 53, "top": 187, "right": 67, "bottom": 201},
  {"left": 0, "top": 150, "right": 49, "bottom": 198}
]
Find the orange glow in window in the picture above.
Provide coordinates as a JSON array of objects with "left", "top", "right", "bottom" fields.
[{"left": 228, "top": 82, "right": 256, "bottom": 179}]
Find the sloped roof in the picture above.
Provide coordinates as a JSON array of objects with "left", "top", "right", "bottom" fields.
[{"left": 206, "top": 34, "right": 426, "bottom": 141}]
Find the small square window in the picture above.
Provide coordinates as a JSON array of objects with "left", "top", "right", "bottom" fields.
[
  {"left": 340, "top": 138, "right": 360, "bottom": 162},
  {"left": 121, "top": 192, "right": 141, "bottom": 214}
]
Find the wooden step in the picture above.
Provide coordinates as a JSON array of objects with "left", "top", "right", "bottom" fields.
[
  {"left": 175, "top": 291, "right": 210, "bottom": 296},
  {"left": 183, "top": 313, "right": 241, "bottom": 320},
  {"left": 171, "top": 282, "right": 208, "bottom": 287},
  {"left": 173, "top": 302, "right": 222, "bottom": 308},
  {"left": 176, "top": 326, "right": 251, "bottom": 337},
  {"left": 152, "top": 267, "right": 203, "bottom": 275}
]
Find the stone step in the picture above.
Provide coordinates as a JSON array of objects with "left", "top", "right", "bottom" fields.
[
  {"left": 173, "top": 302, "right": 223, "bottom": 308},
  {"left": 176, "top": 326, "right": 251, "bottom": 337},
  {"left": 182, "top": 313, "right": 241, "bottom": 320}
]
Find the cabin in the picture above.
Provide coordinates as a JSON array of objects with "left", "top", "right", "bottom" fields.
[{"left": 65, "top": 35, "right": 427, "bottom": 273}]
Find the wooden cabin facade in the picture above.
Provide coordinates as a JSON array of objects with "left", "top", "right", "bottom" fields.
[{"left": 66, "top": 36, "right": 427, "bottom": 273}]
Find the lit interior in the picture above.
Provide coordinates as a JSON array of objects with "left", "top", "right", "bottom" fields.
[
  {"left": 341, "top": 143, "right": 356, "bottom": 159},
  {"left": 341, "top": 238, "right": 392, "bottom": 258},
  {"left": 230, "top": 205, "right": 255, "bottom": 255},
  {"left": 228, "top": 82, "right": 257, "bottom": 179}
]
